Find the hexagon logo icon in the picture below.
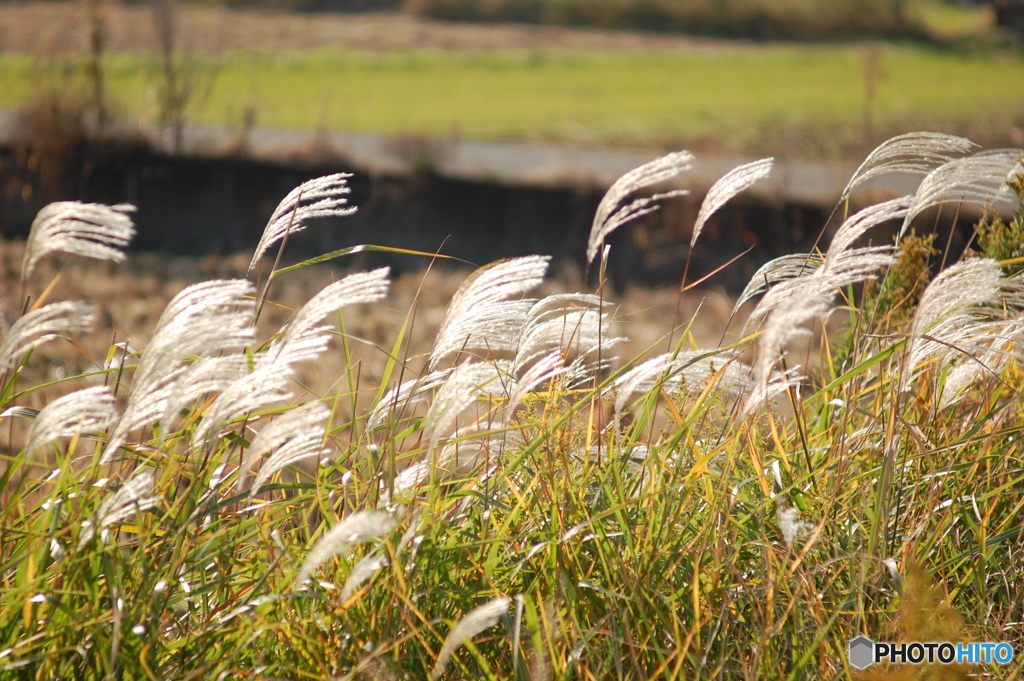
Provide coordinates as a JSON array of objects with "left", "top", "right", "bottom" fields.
[{"left": 849, "top": 636, "right": 875, "bottom": 670}]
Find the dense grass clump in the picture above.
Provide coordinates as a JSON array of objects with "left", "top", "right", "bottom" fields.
[{"left": 2, "top": 133, "right": 1024, "bottom": 680}]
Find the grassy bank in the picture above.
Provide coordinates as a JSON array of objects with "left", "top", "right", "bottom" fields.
[
  {"left": 1, "top": 136, "right": 1023, "bottom": 678},
  {"left": 2, "top": 45, "right": 1024, "bottom": 156}
]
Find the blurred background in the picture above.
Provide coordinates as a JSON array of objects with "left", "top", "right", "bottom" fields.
[{"left": 0, "top": 0, "right": 1022, "bottom": 290}]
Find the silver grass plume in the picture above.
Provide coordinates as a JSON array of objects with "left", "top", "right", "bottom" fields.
[
  {"left": 733, "top": 254, "right": 823, "bottom": 316},
  {"left": 432, "top": 596, "right": 511, "bottom": 679},
  {"left": 264, "top": 268, "right": 390, "bottom": 366},
  {"left": 823, "top": 196, "right": 911, "bottom": 270},
  {"left": 192, "top": 362, "right": 294, "bottom": 451},
  {"left": 380, "top": 440, "right": 490, "bottom": 506},
  {"left": 902, "top": 150, "right": 1024, "bottom": 236},
  {"left": 841, "top": 132, "right": 977, "bottom": 200},
  {"left": 508, "top": 351, "right": 566, "bottom": 413},
  {"left": 691, "top": 158, "right": 773, "bottom": 248},
  {"left": 368, "top": 369, "right": 451, "bottom": 433},
  {"left": 904, "top": 258, "right": 1004, "bottom": 376},
  {"left": 612, "top": 350, "right": 749, "bottom": 416},
  {"left": 430, "top": 299, "right": 534, "bottom": 367},
  {"left": 159, "top": 355, "right": 249, "bottom": 429},
  {"left": 340, "top": 554, "right": 388, "bottom": 601},
  {"left": 746, "top": 214, "right": 896, "bottom": 329},
  {"left": 293, "top": 510, "right": 395, "bottom": 587},
  {"left": 240, "top": 402, "right": 330, "bottom": 497},
  {"left": 430, "top": 256, "right": 549, "bottom": 369},
  {"left": 0, "top": 301, "right": 93, "bottom": 373},
  {"left": 79, "top": 469, "right": 159, "bottom": 548},
  {"left": 425, "top": 361, "right": 513, "bottom": 450},
  {"left": 514, "top": 300, "right": 621, "bottom": 368},
  {"left": 563, "top": 353, "right": 612, "bottom": 389},
  {"left": 26, "top": 386, "right": 116, "bottom": 454},
  {"left": 586, "top": 152, "right": 694, "bottom": 264},
  {"left": 248, "top": 173, "right": 358, "bottom": 273},
  {"left": 742, "top": 277, "right": 836, "bottom": 417},
  {"left": 22, "top": 202, "right": 136, "bottom": 281},
  {"left": 937, "top": 322, "right": 1023, "bottom": 409},
  {"left": 101, "top": 281, "right": 255, "bottom": 463}
]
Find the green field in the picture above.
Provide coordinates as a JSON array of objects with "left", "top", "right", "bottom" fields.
[{"left": 3, "top": 44, "right": 1023, "bottom": 154}]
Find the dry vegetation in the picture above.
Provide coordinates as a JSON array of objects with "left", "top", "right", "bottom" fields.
[{"left": 1, "top": 134, "right": 1024, "bottom": 679}]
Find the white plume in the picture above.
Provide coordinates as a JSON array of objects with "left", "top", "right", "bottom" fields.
[
  {"left": 0, "top": 301, "right": 94, "bottom": 373},
  {"left": 22, "top": 202, "right": 135, "bottom": 281},
  {"left": 842, "top": 132, "right": 977, "bottom": 199},
  {"left": 249, "top": 173, "right": 358, "bottom": 273},
  {"left": 587, "top": 152, "right": 694, "bottom": 264},
  {"left": 692, "top": 158, "right": 773, "bottom": 248},
  {"left": 293, "top": 511, "right": 395, "bottom": 587},
  {"left": 26, "top": 386, "right": 116, "bottom": 454}
]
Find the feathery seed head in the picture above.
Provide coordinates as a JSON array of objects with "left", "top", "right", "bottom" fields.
[
  {"left": 79, "top": 469, "right": 159, "bottom": 548},
  {"left": 0, "top": 301, "right": 94, "bottom": 373},
  {"left": 902, "top": 150, "right": 1024, "bottom": 236},
  {"left": 249, "top": 173, "right": 358, "bottom": 273},
  {"left": 293, "top": 510, "right": 396, "bottom": 587},
  {"left": 431, "top": 257, "right": 549, "bottom": 369},
  {"left": 432, "top": 596, "right": 511, "bottom": 679},
  {"left": 842, "top": 132, "right": 977, "bottom": 200},
  {"left": 22, "top": 202, "right": 136, "bottom": 281},
  {"left": 692, "top": 157, "right": 773, "bottom": 248},
  {"left": 587, "top": 151, "right": 694, "bottom": 264},
  {"left": 26, "top": 386, "right": 116, "bottom": 455},
  {"left": 240, "top": 401, "right": 331, "bottom": 496}
]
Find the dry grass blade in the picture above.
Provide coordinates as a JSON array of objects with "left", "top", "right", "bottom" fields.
[
  {"left": 842, "top": 132, "right": 977, "bottom": 200},
  {"left": 0, "top": 301, "right": 93, "bottom": 373},
  {"left": 22, "top": 202, "right": 136, "bottom": 281},
  {"left": 248, "top": 173, "right": 358, "bottom": 273},
  {"left": 26, "top": 386, "right": 116, "bottom": 454},
  {"left": 432, "top": 596, "right": 511, "bottom": 679},
  {"left": 294, "top": 510, "right": 396, "bottom": 587},
  {"left": 587, "top": 151, "right": 693, "bottom": 264},
  {"left": 902, "top": 150, "right": 1024, "bottom": 236},
  {"left": 431, "top": 256, "right": 549, "bottom": 369},
  {"left": 79, "top": 469, "right": 159, "bottom": 548},
  {"left": 691, "top": 157, "right": 773, "bottom": 248},
  {"left": 241, "top": 401, "right": 330, "bottom": 497}
]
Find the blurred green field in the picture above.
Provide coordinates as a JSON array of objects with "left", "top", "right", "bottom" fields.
[{"left": 2, "top": 43, "right": 1023, "bottom": 155}]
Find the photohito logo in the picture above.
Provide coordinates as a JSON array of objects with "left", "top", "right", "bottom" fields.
[{"left": 848, "top": 636, "right": 1014, "bottom": 670}]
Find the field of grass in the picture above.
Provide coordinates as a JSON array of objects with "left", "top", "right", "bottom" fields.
[
  {"left": 3, "top": 44, "right": 1024, "bottom": 156},
  {"left": 1, "top": 136, "right": 1024, "bottom": 679}
]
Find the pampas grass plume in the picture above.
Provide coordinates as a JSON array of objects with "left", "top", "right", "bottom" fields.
[
  {"left": 587, "top": 152, "right": 693, "bottom": 264},
  {"left": 432, "top": 596, "right": 511, "bottom": 679},
  {"left": 22, "top": 202, "right": 136, "bottom": 281},
  {"left": 26, "top": 386, "right": 116, "bottom": 454},
  {"left": 249, "top": 173, "right": 358, "bottom": 272},
  {"left": 294, "top": 510, "right": 396, "bottom": 587},
  {"left": 0, "top": 301, "right": 94, "bottom": 373},
  {"left": 691, "top": 157, "right": 773, "bottom": 248}
]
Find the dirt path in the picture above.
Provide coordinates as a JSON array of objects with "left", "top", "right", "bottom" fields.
[{"left": 0, "top": 2, "right": 724, "bottom": 54}]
